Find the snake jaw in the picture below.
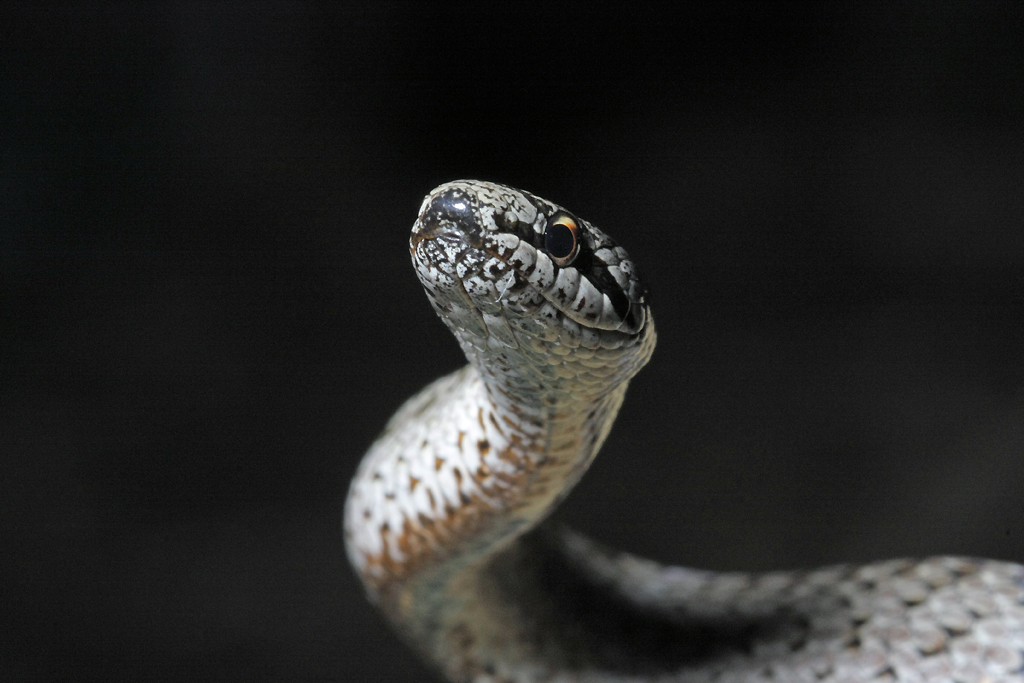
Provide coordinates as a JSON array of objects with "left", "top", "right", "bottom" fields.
[{"left": 411, "top": 180, "right": 653, "bottom": 349}]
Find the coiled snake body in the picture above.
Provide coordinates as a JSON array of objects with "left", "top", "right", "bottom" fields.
[{"left": 344, "top": 181, "right": 1024, "bottom": 682}]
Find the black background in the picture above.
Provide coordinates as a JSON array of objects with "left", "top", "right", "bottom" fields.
[{"left": 3, "top": 3, "right": 1024, "bottom": 681}]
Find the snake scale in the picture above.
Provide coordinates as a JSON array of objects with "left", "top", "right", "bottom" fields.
[{"left": 344, "top": 180, "right": 1024, "bottom": 682}]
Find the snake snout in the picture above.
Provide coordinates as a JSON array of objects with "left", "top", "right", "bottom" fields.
[{"left": 410, "top": 183, "right": 488, "bottom": 253}]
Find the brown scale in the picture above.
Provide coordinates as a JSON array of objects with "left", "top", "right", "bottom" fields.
[{"left": 366, "top": 434, "right": 541, "bottom": 599}]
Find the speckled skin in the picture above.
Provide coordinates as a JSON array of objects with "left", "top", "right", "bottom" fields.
[{"left": 344, "top": 181, "right": 1024, "bottom": 682}]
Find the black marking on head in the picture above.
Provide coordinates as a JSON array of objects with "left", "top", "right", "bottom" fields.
[{"left": 564, "top": 245, "right": 643, "bottom": 325}]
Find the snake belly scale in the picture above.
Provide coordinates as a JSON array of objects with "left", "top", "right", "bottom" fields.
[{"left": 344, "top": 180, "right": 1024, "bottom": 682}]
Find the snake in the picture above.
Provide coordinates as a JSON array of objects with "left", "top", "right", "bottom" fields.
[{"left": 343, "top": 180, "right": 1024, "bottom": 682}]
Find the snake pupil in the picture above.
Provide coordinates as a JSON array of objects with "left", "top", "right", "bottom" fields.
[
  {"left": 544, "top": 213, "right": 580, "bottom": 266},
  {"left": 545, "top": 224, "right": 574, "bottom": 258}
]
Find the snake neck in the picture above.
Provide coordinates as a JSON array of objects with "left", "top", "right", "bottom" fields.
[
  {"left": 345, "top": 227, "right": 657, "bottom": 617},
  {"left": 344, "top": 349, "right": 632, "bottom": 622}
]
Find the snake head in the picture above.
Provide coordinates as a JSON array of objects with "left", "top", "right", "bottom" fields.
[{"left": 410, "top": 181, "right": 655, "bottom": 376}]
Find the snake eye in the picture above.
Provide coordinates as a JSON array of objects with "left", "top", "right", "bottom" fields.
[{"left": 544, "top": 212, "right": 581, "bottom": 267}]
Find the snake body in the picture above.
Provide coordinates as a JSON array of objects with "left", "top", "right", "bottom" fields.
[{"left": 344, "top": 181, "right": 1024, "bottom": 682}]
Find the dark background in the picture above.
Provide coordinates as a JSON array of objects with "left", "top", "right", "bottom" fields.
[{"left": 3, "top": 2, "right": 1024, "bottom": 681}]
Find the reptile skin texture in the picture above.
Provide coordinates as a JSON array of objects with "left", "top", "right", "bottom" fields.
[{"left": 344, "top": 181, "right": 1024, "bottom": 682}]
